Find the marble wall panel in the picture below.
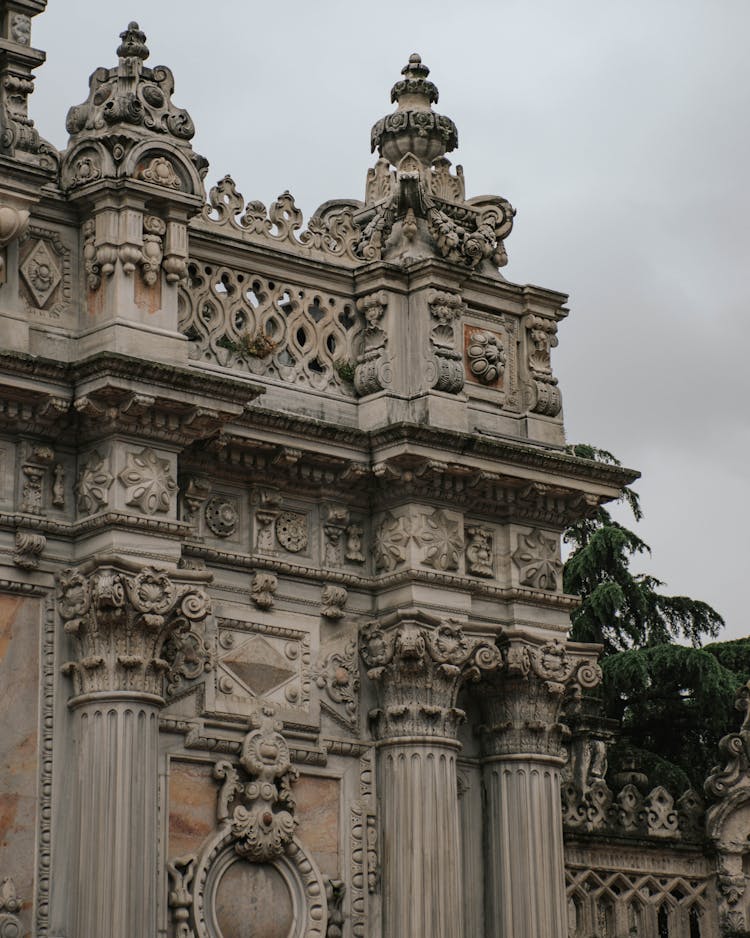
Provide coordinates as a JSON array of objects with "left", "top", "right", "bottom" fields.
[
  {"left": 295, "top": 775, "right": 340, "bottom": 878},
  {"left": 168, "top": 759, "right": 217, "bottom": 859},
  {"left": 0, "top": 594, "right": 41, "bottom": 930}
]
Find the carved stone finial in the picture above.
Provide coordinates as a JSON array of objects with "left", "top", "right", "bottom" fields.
[
  {"left": 117, "top": 21, "right": 149, "bottom": 61},
  {"left": 371, "top": 54, "right": 457, "bottom": 166}
]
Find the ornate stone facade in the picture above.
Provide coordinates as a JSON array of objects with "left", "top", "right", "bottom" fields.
[{"left": 0, "top": 10, "right": 733, "bottom": 938}]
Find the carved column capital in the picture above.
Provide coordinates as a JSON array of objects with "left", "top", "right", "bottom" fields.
[
  {"left": 360, "top": 613, "right": 501, "bottom": 740},
  {"left": 478, "top": 631, "right": 602, "bottom": 760},
  {"left": 58, "top": 560, "right": 212, "bottom": 700}
]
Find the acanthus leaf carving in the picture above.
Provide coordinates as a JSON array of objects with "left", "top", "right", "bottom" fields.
[
  {"left": 525, "top": 315, "right": 562, "bottom": 417},
  {"left": 250, "top": 571, "right": 278, "bottom": 610},
  {"left": 480, "top": 633, "right": 602, "bottom": 759},
  {"left": 360, "top": 617, "right": 501, "bottom": 739},
  {"left": 321, "top": 584, "right": 348, "bottom": 620},
  {"left": 0, "top": 876, "right": 23, "bottom": 937},
  {"left": 315, "top": 639, "right": 359, "bottom": 730},
  {"left": 13, "top": 529, "right": 46, "bottom": 570},
  {"left": 58, "top": 562, "right": 211, "bottom": 697}
]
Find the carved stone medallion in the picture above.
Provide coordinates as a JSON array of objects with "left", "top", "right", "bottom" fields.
[{"left": 275, "top": 511, "right": 308, "bottom": 553}]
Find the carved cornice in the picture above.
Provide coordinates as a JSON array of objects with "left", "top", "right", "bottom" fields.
[
  {"left": 0, "top": 351, "right": 264, "bottom": 442},
  {"left": 478, "top": 631, "right": 602, "bottom": 760},
  {"left": 58, "top": 558, "right": 211, "bottom": 699},
  {"left": 360, "top": 611, "right": 501, "bottom": 740}
]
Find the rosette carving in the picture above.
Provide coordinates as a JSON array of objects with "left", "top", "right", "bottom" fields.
[
  {"left": 360, "top": 615, "right": 501, "bottom": 739},
  {"left": 58, "top": 562, "right": 211, "bottom": 697}
]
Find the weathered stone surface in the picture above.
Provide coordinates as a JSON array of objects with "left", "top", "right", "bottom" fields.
[
  {"left": 0, "top": 596, "right": 39, "bottom": 929},
  {"left": 0, "top": 12, "right": 726, "bottom": 938}
]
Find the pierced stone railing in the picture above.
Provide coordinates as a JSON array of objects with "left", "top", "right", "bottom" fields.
[
  {"left": 566, "top": 866, "right": 718, "bottom": 938},
  {"left": 179, "top": 260, "right": 361, "bottom": 395}
]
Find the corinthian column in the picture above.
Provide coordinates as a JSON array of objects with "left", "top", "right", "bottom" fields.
[
  {"left": 360, "top": 613, "right": 500, "bottom": 938},
  {"left": 478, "top": 630, "right": 601, "bottom": 938},
  {"left": 57, "top": 560, "right": 211, "bottom": 938}
]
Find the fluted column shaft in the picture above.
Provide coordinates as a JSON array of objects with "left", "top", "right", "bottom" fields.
[
  {"left": 380, "top": 739, "right": 462, "bottom": 938},
  {"left": 72, "top": 695, "right": 161, "bottom": 938},
  {"left": 483, "top": 754, "right": 567, "bottom": 937},
  {"left": 478, "top": 631, "right": 602, "bottom": 938},
  {"left": 360, "top": 614, "right": 501, "bottom": 938},
  {"left": 58, "top": 562, "right": 211, "bottom": 938}
]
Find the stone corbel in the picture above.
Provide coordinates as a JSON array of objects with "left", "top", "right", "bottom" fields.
[{"left": 162, "top": 217, "right": 188, "bottom": 284}]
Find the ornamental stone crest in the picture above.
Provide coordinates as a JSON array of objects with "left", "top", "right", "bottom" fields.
[{"left": 213, "top": 708, "right": 298, "bottom": 862}]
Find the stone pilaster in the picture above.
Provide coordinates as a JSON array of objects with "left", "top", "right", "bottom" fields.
[
  {"left": 478, "top": 630, "right": 601, "bottom": 938},
  {"left": 57, "top": 559, "right": 211, "bottom": 938},
  {"left": 360, "top": 613, "right": 500, "bottom": 938}
]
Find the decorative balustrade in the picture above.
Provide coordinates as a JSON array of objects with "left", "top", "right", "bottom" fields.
[{"left": 179, "top": 261, "right": 361, "bottom": 395}]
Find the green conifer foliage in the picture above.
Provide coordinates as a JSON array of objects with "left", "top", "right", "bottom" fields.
[
  {"left": 563, "top": 444, "right": 737, "bottom": 790},
  {"left": 563, "top": 444, "right": 724, "bottom": 653}
]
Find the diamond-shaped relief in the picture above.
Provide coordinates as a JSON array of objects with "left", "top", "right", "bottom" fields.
[
  {"left": 21, "top": 239, "right": 62, "bottom": 308},
  {"left": 221, "top": 635, "right": 296, "bottom": 697}
]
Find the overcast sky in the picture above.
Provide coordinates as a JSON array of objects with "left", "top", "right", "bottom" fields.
[{"left": 30, "top": 1, "right": 750, "bottom": 640}]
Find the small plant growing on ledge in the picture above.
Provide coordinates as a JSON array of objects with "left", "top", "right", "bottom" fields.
[
  {"left": 334, "top": 359, "right": 355, "bottom": 383},
  {"left": 217, "top": 331, "right": 278, "bottom": 358}
]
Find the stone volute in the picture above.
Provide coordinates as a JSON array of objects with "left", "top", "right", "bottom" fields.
[{"left": 370, "top": 53, "right": 458, "bottom": 166}]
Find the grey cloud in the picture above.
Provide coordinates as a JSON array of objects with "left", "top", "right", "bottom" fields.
[{"left": 31, "top": 0, "right": 750, "bottom": 636}]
